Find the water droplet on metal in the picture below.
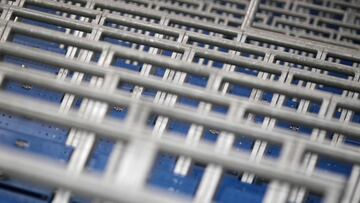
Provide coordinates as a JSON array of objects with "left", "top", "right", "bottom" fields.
[
  {"left": 209, "top": 129, "right": 220, "bottom": 135},
  {"left": 113, "top": 106, "right": 124, "bottom": 112},
  {"left": 290, "top": 125, "right": 299, "bottom": 131},
  {"left": 15, "top": 139, "right": 30, "bottom": 149},
  {"left": 22, "top": 84, "right": 32, "bottom": 90}
]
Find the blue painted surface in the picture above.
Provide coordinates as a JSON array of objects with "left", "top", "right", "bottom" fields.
[
  {"left": 283, "top": 97, "right": 320, "bottom": 114},
  {"left": 327, "top": 70, "right": 350, "bottom": 80},
  {"left": 25, "top": 4, "right": 59, "bottom": 16},
  {"left": 235, "top": 65, "right": 259, "bottom": 77},
  {"left": 108, "top": 106, "right": 128, "bottom": 120},
  {"left": 344, "top": 136, "right": 360, "bottom": 147},
  {"left": 0, "top": 188, "right": 48, "bottom": 203},
  {"left": 333, "top": 108, "right": 360, "bottom": 125},
  {"left": 103, "top": 36, "right": 133, "bottom": 49},
  {"left": 276, "top": 120, "right": 313, "bottom": 135},
  {"left": 352, "top": 111, "right": 360, "bottom": 124},
  {"left": 160, "top": 49, "right": 173, "bottom": 57},
  {"left": 227, "top": 83, "right": 252, "bottom": 98},
  {"left": 0, "top": 129, "right": 72, "bottom": 161},
  {"left": 307, "top": 102, "right": 321, "bottom": 114},
  {"left": 4, "top": 80, "right": 64, "bottom": 104},
  {"left": 252, "top": 114, "right": 265, "bottom": 124},
  {"left": 202, "top": 129, "right": 218, "bottom": 142},
  {"left": 261, "top": 91, "right": 273, "bottom": 103},
  {"left": 316, "top": 157, "right": 353, "bottom": 177},
  {"left": 142, "top": 88, "right": 157, "bottom": 98},
  {"left": 17, "top": 17, "right": 66, "bottom": 33},
  {"left": 315, "top": 84, "right": 343, "bottom": 95},
  {"left": 177, "top": 96, "right": 200, "bottom": 108},
  {"left": 0, "top": 112, "right": 72, "bottom": 201},
  {"left": 333, "top": 108, "right": 342, "bottom": 119},
  {"left": 0, "top": 178, "right": 53, "bottom": 202},
  {"left": 148, "top": 154, "right": 204, "bottom": 196},
  {"left": 328, "top": 56, "right": 354, "bottom": 67},
  {"left": 167, "top": 119, "right": 191, "bottom": 136},
  {"left": 211, "top": 104, "right": 229, "bottom": 115},
  {"left": 185, "top": 74, "right": 208, "bottom": 88},
  {"left": 86, "top": 138, "right": 115, "bottom": 173},
  {"left": 11, "top": 34, "right": 67, "bottom": 55},
  {"left": 214, "top": 172, "right": 268, "bottom": 203},
  {"left": 151, "top": 67, "right": 166, "bottom": 77},
  {"left": 118, "top": 82, "right": 135, "bottom": 93},
  {"left": 0, "top": 112, "right": 68, "bottom": 144},
  {"left": 3, "top": 55, "right": 59, "bottom": 75},
  {"left": 265, "top": 144, "right": 281, "bottom": 158},
  {"left": 292, "top": 79, "right": 344, "bottom": 95},
  {"left": 234, "top": 135, "right": 254, "bottom": 151},
  {"left": 70, "top": 196, "right": 90, "bottom": 203},
  {"left": 234, "top": 135, "right": 281, "bottom": 158},
  {"left": 305, "top": 192, "right": 323, "bottom": 203}
]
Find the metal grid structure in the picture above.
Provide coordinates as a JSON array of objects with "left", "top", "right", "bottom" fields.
[{"left": 0, "top": 0, "right": 359, "bottom": 203}]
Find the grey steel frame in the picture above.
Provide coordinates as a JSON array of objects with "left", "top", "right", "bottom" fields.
[{"left": 0, "top": 0, "right": 358, "bottom": 203}]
